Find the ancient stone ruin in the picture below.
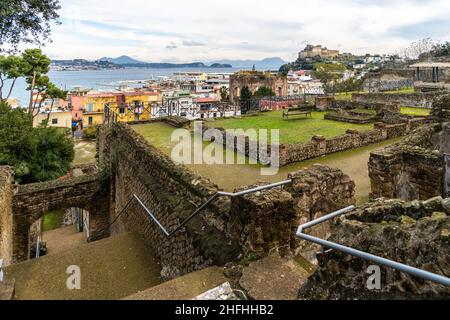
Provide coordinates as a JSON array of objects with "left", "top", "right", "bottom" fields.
[
  {"left": 369, "top": 94, "right": 450, "bottom": 201},
  {"left": 299, "top": 197, "right": 450, "bottom": 300}
]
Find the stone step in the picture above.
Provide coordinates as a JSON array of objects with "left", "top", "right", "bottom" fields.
[
  {"left": 4, "top": 232, "right": 163, "bottom": 300},
  {"left": 239, "top": 254, "right": 315, "bottom": 300},
  {"left": 123, "top": 266, "right": 227, "bottom": 300}
]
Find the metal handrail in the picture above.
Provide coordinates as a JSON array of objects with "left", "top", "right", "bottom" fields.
[
  {"left": 296, "top": 205, "right": 450, "bottom": 287},
  {"left": 111, "top": 179, "right": 292, "bottom": 238}
]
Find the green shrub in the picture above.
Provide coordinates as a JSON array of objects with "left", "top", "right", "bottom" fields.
[
  {"left": 0, "top": 101, "right": 74, "bottom": 183},
  {"left": 83, "top": 126, "right": 97, "bottom": 139}
]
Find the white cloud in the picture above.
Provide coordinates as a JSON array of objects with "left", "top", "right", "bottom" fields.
[{"left": 37, "top": 0, "right": 450, "bottom": 61}]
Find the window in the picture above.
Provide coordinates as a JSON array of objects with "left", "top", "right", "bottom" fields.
[
  {"left": 87, "top": 103, "right": 94, "bottom": 112},
  {"left": 88, "top": 116, "right": 93, "bottom": 125},
  {"left": 119, "top": 107, "right": 126, "bottom": 114},
  {"left": 52, "top": 118, "right": 58, "bottom": 125}
]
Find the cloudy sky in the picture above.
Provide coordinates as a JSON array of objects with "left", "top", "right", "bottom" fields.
[{"left": 42, "top": 0, "right": 450, "bottom": 62}]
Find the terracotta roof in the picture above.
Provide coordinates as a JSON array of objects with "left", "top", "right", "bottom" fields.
[{"left": 194, "top": 97, "right": 219, "bottom": 103}]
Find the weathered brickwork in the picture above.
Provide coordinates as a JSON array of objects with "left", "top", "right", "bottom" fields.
[
  {"left": 11, "top": 169, "right": 109, "bottom": 262},
  {"left": 369, "top": 120, "right": 448, "bottom": 201},
  {"left": 285, "top": 165, "right": 356, "bottom": 261},
  {"left": 0, "top": 167, "right": 14, "bottom": 265},
  {"left": 225, "top": 165, "right": 357, "bottom": 263},
  {"left": 279, "top": 119, "right": 427, "bottom": 166},
  {"left": 299, "top": 197, "right": 450, "bottom": 300},
  {"left": 98, "top": 124, "right": 239, "bottom": 279}
]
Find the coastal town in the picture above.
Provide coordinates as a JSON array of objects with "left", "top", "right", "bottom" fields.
[
  {"left": 5, "top": 44, "right": 421, "bottom": 134},
  {"left": 0, "top": 0, "right": 449, "bottom": 308}
]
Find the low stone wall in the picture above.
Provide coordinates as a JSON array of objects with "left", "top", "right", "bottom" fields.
[
  {"left": 333, "top": 100, "right": 400, "bottom": 112},
  {"left": 279, "top": 119, "right": 427, "bottom": 166},
  {"left": 352, "top": 91, "right": 447, "bottom": 108},
  {"left": 0, "top": 167, "right": 13, "bottom": 266},
  {"left": 324, "top": 110, "right": 375, "bottom": 124},
  {"left": 369, "top": 123, "right": 445, "bottom": 200},
  {"left": 299, "top": 197, "right": 450, "bottom": 299}
]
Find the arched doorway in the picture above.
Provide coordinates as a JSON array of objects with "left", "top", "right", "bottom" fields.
[{"left": 29, "top": 207, "right": 92, "bottom": 259}]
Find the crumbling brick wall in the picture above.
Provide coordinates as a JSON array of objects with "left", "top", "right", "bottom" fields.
[
  {"left": 227, "top": 165, "right": 356, "bottom": 262},
  {"left": 369, "top": 123, "right": 446, "bottom": 201}
]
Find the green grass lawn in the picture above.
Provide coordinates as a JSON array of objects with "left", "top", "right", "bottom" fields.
[
  {"left": 208, "top": 110, "right": 373, "bottom": 144},
  {"left": 400, "top": 107, "right": 431, "bottom": 116}
]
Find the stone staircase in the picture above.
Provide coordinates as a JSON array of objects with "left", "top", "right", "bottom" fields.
[
  {"left": 3, "top": 232, "right": 162, "bottom": 300},
  {"left": 123, "top": 266, "right": 227, "bottom": 300}
]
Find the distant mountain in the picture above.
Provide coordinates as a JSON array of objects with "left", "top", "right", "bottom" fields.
[
  {"left": 99, "top": 55, "right": 145, "bottom": 65},
  {"left": 211, "top": 57, "right": 287, "bottom": 70},
  {"left": 98, "top": 56, "right": 232, "bottom": 68}
]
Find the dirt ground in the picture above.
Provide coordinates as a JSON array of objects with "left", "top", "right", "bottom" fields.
[{"left": 73, "top": 141, "right": 96, "bottom": 165}]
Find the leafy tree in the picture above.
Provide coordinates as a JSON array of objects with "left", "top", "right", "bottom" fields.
[
  {"left": 240, "top": 86, "right": 252, "bottom": 100},
  {"left": 0, "top": 100, "right": 36, "bottom": 179},
  {"left": 0, "top": 100, "right": 74, "bottom": 183},
  {"left": 0, "top": 0, "right": 61, "bottom": 53},
  {"left": 430, "top": 42, "right": 450, "bottom": 57},
  {"left": 312, "top": 62, "right": 346, "bottom": 94},
  {"left": 279, "top": 58, "right": 314, "bottom": 74},
  {"left": 335, "top": 77, "right": 363, "bottom": 94},
  {"left": 0, "top": 54, "right": 24, "bottom": 101},
  {"left": 21, "top": 49, "right": 51, "bottom": 114},
  {"left": 219, "top": 86, "right": 229, "bottom": 101},
  {"left": 400, "top": 38, "right": 435, "bottom": 60},
  {"left": 253, "top": 87, "right": 275, "bottom": 98},
  {"left": 29, "top": 126, "right": 74, "bottom": 182}
]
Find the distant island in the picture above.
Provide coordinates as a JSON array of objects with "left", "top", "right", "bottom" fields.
[
  {"left": 99, "top": 56, "right": 232, "bottom": 68},
  {"left": 50, "top": 55, "right": 288, "bottom": 71},
  {"left": 51, "top": 56, "right": 232, "bottom": 70}
]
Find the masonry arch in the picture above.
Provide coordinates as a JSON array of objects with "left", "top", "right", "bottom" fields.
[{"left": 11, "top": 172, "right": 110, "bottom": 263}]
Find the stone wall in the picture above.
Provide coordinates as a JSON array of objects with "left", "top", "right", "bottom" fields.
[
  {"left": 229, "top": 72, "right": 288, "bottom": 103},
  {"left": 299, "top": 197, "right": 450, "bottom": 299},
  {"left": 279, "top": 119, "right": 427, "bottom": 166},
  {"left": 0, "top": 167, "right": 13, "bottom": 266},
  {"left": 226, "top": 165, "right": 356, "bottom": 263},
  {"left": 98, "top": 124, "right": 240, "bottom": 279},
  {"left": 352, "top": 91, "right": 448, "bottom": 108},
  {"left": 369, "top": 123, "right": 446, "bottom": 200},
  {"left": 333, "top": 100, "right": 401, "bottom": 113},
  {"left": 11, "top": 169, "right": 109, "bottom": 262}
]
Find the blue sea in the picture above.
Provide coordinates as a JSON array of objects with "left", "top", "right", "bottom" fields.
[{"left": 7, "top": 67, "right": 245, "bottom": 106}]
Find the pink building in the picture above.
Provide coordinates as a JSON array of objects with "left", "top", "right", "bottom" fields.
[{"left": 70, "top": 95, "right": 85, "bottom": 123}]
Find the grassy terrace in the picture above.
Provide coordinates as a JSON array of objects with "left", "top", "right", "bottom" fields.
[
  {"left": 132, "top": 122, "right": 403, "bottom": 204},
  {"left": 208, "top": 110, "right": 373, "bottom": 144}
]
